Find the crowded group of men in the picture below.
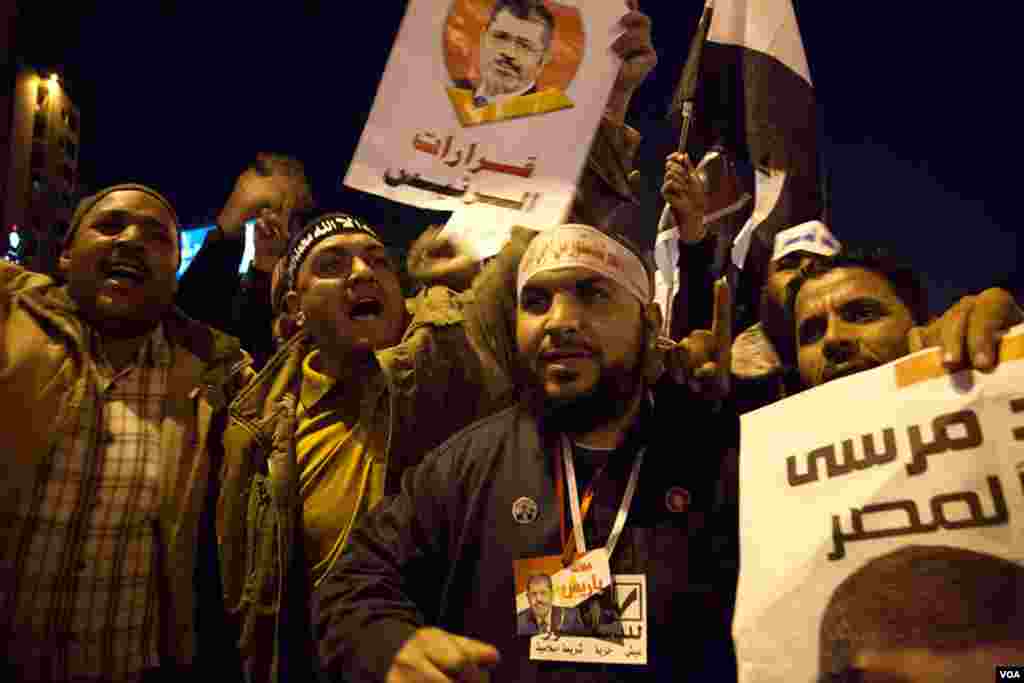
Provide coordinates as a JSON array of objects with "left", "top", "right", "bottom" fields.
[{"left": 2, "top": 2, "right": 1022, "bottom": 682}]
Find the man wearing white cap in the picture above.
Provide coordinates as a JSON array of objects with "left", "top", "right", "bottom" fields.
[
  {"left": 314, "top": 223, "right": 739, "bottom": 682},
  {"left": 728, "top": 220, "right": 841, "bottom": 410}
]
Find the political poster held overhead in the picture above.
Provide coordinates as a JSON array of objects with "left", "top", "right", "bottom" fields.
[
  {"left": 344, "top": 0, "right": 625, "bottom": 259},
  {"left": 735, "top": 325, "right": 1024, "bottom": 683}
]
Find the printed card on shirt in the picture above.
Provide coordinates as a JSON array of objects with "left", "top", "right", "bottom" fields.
[{"left": 513, "top": 551, "right": 647, "bottom": 665}]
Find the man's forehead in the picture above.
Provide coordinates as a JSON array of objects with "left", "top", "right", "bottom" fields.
[
  {"left": 490, "top": 9, "right": 546, "bottom": 40},
  {"left": 309, "top": 232, "right": 385, "bottom": 256},
  {"left": 796, "top": 267, "right": 899, "bottom": 316},
  {"left": 86, "top": 190, "right": 177, "bottom": 227},
  {"left": 522, "top": 266, "right": 619, "bottom": 292}
]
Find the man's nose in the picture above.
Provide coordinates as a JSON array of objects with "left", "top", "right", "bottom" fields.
[
  {"left": 822, "top": 317, "right": 857, "bottom": 364},
  {"left": 348, "top": 255, "right": 377, "bottom": 285},
  {"left": 113, "top": 224, "right": 149, "bottom": 250},
  {"left": 546, "top": 294, "right": 583, "bottom": 335}
]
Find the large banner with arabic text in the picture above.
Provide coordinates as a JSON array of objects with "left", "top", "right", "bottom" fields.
[
  {"left": 344, "top": 0, "right": 625, "bottom": 258},
  {"left": 734, "top": 325, "right": 1024, "bottom": 683}
]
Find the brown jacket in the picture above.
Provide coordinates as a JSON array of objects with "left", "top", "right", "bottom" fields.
[{"left": 0, "top": 260, "right": 254, "bottom": 669}]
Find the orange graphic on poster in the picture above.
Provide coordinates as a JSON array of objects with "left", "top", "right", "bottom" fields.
[{"left": 444, "top": 0, "right": 584, "bottom": 126}]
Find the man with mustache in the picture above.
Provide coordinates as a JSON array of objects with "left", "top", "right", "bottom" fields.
[
  {"left": 784, "top": 246, "right": 1023, "bottom": 390},
  {"left": 219, "top": 4, "right": 660, "bottom": 674},
  {"left": 516, "top": 574, "right": 585, "bottom": 636},
  {"left": 448, "top": 0, "right": 569, "bottom": 124},
  {"left": 727, "top": 221, "right": 841, "bottom": 411},
  {"left": 314, "top": 223, "right": 739, "bottom": 682},
  {"left": 0, "top": 185, "right": 254, "bottom": 681}
]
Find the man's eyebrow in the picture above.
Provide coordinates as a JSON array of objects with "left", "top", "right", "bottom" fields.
[{"left": 87, "top": 209, "right": 172, "bottom": 231}]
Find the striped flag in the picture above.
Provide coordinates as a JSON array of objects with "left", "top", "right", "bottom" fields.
[
  {"left": 658, "top": 0, "right": 823, "bottom": 336},
  {"left": 705, "top": 0, "right": 822, "bottom": 272}
]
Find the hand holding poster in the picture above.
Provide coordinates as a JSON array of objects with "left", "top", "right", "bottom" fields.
[
  {"left": 345, "top": 0, "right": 627, "bottom": 259},
  {"left": 734, "top": 325, "right": 1024, "bottom": 683}
]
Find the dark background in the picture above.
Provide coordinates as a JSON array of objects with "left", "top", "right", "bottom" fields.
[{"left": 13, "top": 1, "right": 1021, "bottom": 314}]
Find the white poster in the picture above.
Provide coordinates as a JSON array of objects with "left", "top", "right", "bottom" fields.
[
  {"left": 344, "top": 0, "right": 626, "bottom": 258},
  {"left": 734, "top": 325, "right": 1024, "bottom": 683}
]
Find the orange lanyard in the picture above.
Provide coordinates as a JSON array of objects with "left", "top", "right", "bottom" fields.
[{"left": 554, "top": 440, "right": 608, "bottom": 565}]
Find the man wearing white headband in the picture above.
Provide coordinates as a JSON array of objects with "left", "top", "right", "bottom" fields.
[{"left": 315, "top": 222, "right": 739, "bottom": 682}]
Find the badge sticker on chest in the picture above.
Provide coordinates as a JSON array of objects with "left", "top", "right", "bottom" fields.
[{"left": 513, "top": 552, "right": 647, "bottom": 665}]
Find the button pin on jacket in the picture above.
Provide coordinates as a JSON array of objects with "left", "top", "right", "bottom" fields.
[
  {"left": 665, "top": 486, "right": 690, "bottom": 513},
  {"left": 512, "top": 497, "right": 539, "bottom": 524}
]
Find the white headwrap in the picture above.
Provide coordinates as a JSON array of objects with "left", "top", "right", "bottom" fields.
[
  {"left": 772, "top": 220, "right": 841, "bottom": 262},
  {"left": 517, "top": 224, "right": 651, "bottom": 303}
]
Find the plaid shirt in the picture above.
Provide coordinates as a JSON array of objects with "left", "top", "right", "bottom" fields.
[{"left": 8, "top": 325, "right": 172, "bottom": 681}]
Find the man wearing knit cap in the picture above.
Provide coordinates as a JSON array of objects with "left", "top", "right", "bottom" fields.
[
  {"left": 217, "top": 211, "right": 533, "bottom": 682},
  {"left": 0, "top": 184, "right": 254, "bottom": 681},
  {"left": 314, "top": 222, "right": 739, "bottom": 682}
]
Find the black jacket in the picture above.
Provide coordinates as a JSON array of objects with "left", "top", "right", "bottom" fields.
[{"left": 314, "top": 381, "right": 739, "bottom": 682}]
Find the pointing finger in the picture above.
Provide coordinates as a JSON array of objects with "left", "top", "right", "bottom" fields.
[{"left": 711, "top": 278, "right": 733, "bottom": 362}]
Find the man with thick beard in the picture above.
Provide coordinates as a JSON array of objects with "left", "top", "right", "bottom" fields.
[{"left": 313, "top": 223, "right": 739, "bottom": 682}]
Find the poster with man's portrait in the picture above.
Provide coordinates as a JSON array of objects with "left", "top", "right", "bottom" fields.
[
  {"left": 733, "top": 325, "right": 1024, "bottom": 682},
  {"left": 344, "top": 0, "right": 626, "bottom": 259},
  {"left": 512, "top": 553, "right": 647, "bottom": 664},
  {"left": 443, "top": 0, "right": 583, "bottom": 126}
]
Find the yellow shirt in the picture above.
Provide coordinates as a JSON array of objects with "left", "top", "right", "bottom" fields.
[
  {"left": 446, "top": 86, "right": 573, "bottom": 126},
  {"left": 295, "top": 350, "right": 389, "bottom": 586}
]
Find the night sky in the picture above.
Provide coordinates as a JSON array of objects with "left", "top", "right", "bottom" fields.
[{"left": 13, "top": 1, "right": 1021, "bottom": 315}]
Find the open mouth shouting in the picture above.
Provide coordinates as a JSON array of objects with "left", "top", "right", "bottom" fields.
[
  {"left": 348, "top": 295, "right": 384, "bottom": 322},
  {"left": 102, "top": 258, "right": 150, "bottom": 289}
]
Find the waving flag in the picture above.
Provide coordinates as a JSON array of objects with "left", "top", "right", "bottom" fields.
[{"left": 658, "top": 0, "right": 823, "bottom": 336}]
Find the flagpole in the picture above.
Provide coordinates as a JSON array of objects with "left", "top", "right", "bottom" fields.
[{"left": 671, "top": 0, "right": 715, "bottom": 154}]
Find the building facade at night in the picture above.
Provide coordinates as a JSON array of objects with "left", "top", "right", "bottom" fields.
[{"left": 2, "top": 63, "right": 80, "bottom": 272}]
